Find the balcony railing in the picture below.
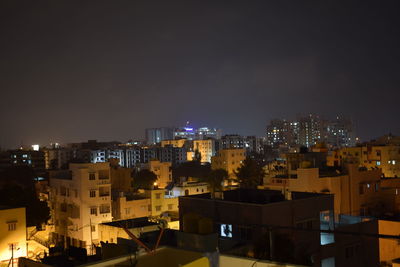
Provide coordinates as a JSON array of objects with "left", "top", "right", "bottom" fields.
[{"left": 98, "top": 179, "right": 111, "bottom": 185}]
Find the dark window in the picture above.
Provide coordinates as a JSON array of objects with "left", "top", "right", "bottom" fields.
[{"left": 359, "top": 184, "right": 364, "bottom": 195}]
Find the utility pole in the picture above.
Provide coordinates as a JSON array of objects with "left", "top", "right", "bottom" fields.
[
  {"left": 89, "top": 218, "right": 93, "bottom": 255},
  {"left": 11, "top": 243, "right": 14, "bottom": 267}
]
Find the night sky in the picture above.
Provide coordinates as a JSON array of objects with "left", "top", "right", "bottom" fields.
[{"left": 1, "top": 1, "right": 400, "bottom": 149}]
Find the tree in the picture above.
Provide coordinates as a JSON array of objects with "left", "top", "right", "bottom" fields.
[
  {"left": 235, "top": 157, "right": 266, "bottom": 189},
  {"left": 132, "top": 169, "right": 157, "bottom": 191},
  {"left": 0, "top": 166, "right": 50, "bottom": 227},
  {"left": 172, "top": 161, "right": 211, "bottom": 182},
  {"left": 194, "top": 149, "right": 202, "bottom": 163},
  {"left": 202, "top": 169, "right": 228, "bottom": 198}
]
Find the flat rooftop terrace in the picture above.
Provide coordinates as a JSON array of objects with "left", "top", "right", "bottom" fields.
[{"left": 184, "top": 189, "right": 327, "bottom": 205}]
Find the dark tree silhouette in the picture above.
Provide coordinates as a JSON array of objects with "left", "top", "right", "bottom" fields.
[
  {"left": 172, "top": 161, "right": 211, "bottom": 182},
  {"left": 194, "top": 149, "right": 202, "bottom": 163},
  {"left": 0, "top": 166, "right": 50, "bottom": 226},
  {"left": 201, "top": 169, "right": 228, "bottom": 198},
  {"left": 235, "top": 157, "right": 266, "bottom": 189},
  {"left": 132, "top": 169, "right": 158, "bottom": 191}
]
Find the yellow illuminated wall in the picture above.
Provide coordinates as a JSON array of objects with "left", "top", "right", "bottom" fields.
[{"left": 0, "top": 207, "right": 27, "bottom": 263}]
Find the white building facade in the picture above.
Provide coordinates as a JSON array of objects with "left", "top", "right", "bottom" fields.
[{"left": 49, "top": 163, "right": 112, "bottom": 253}]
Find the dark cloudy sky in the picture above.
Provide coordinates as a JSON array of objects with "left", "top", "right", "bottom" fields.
[{"left": 1, "top": 1, "right": 400, "bottom": 149}]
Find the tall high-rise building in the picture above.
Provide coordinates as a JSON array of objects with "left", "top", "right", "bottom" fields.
[
  {"left": 218, "top": 135, "right": 263, "bottom": 153},
  {"left": 173, "top": 125, "right": 222, "bottom": 140},
  {"left": 323, "top": 116, "right": 356, "bottom": 148},
  {"left": 298, "top": 114, "right": 322, "bottom": 147},
  {"left": 145, "top": 127, "right": 174, "bottom": 145},
  {"left": 266, "top": 115, "right": 355, "bottom": 149},
  {"left": 195, "top": 127, "right": 222, "bottom": 140}
]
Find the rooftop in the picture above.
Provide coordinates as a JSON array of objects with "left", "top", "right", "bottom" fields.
[
  {"left": 49, "top": 170, "right": 72, "bottom": 180},
  {"left": 102, "top": 217, "right": 159, "bottom": 229},
  {"left": 184, "top": 189, "right": 328, "bottom": 205},
  {"left": 0, "top": 205, "right": 25, "bottom": 211}
]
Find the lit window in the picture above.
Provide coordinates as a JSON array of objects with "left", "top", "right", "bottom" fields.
[
  {"left": 376, "top": 161, "right": 381, "bottom": 166},
  {"left": 220, "top": 224, "right": 233, "bottom": 238}
]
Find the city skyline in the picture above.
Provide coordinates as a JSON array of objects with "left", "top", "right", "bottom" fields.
[{"left": 0, "top": 114, "right": 390, "bottom": 150}]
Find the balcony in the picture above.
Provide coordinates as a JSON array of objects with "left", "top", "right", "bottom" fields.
[{"left": 98, "top": 179, "right": 111, "bottom": 185}]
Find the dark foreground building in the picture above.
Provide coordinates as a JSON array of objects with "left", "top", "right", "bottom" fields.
[{"left": 179, "top": 189, "right": 379, "bottom": 267}]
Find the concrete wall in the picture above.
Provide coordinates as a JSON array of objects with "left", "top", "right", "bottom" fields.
[
  {"left": 98, "top": 224, "right": 159, "bottom": 244},
  {"left": 378, "top": 220, "right": 400, "bottom": 264},
  {"left": 147, "top": 160, "right": 172, "bottom": 189},
  {"left": 220, "top": 254, "right": 305, "bottom": 267},
  {"left": 112, "top": 197, "right": 151, "bottom": 220}
]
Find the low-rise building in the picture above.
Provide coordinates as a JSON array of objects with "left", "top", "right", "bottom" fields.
[
  {"left": 112, "top": 194, "right": 151, "bottom": 221},
  {"left": 146, "top": 160, "right": 172, "bottom": 189},
  {"left": 161, "top": 139, "right": 187, "bottom": 148},
  {"left": 328, "top": 144, "right": 400, "bottom": 178},
  {"left": 169, "top": 181, "right": 209, "bottom": 197},
  {"left": 211, "top": 148, "right": 246, "bottom": 178},
  {"left": 263, "top": 165, "right": 389, "bottom": 218},
  {"left": 112, "top": 189, "right": 178, "bottom": 221},
  {"left": 0, "top": 207, "right": 27, "bottom": 264},
  {"left": 98, "top": 217, "right": 160, "bottom": 244},
  {"left": 179, "top": 189, "right": 380, "bottom": 267}
]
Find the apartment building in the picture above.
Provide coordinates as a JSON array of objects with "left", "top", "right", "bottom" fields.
[
  {"left": 146, "top": 160, "right": 172, "bottom": 189},
  {"left": 193, "top": 139, "right": 215, "bottom": 163},
  {"left": 49, "top": 163, "right": 112, "bottom": 252},
  {"left": 211, "top": 148, "right": 246, "bottom": 178},
  {"left": 263, "top": 164, "right": 400, "bottom": 218},
  {"left": 329, "top": 145, "right": 400, "bottom": 178}
]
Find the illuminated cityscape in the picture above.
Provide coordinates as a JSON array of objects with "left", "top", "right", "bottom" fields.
[{"left": 1, "top": 1, "right": 400, "bottom": 267}]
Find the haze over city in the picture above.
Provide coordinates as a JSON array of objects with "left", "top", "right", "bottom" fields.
[{"left": 2, "top": 1, "right": 400, "bottom": 149}]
